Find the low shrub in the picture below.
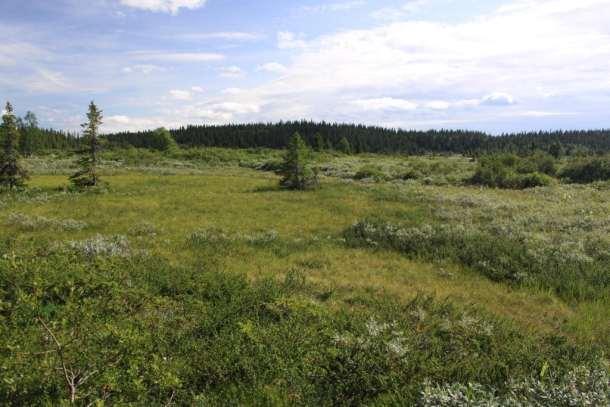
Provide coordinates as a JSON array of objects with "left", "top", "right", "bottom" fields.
[
  {"left": 6, "top": 212, "right": 87, "bottom": 231},
  {"left": 128, "top": 221, "right": 159, "bottom": 237},
  {"left": 65, "top": 234, "right": 132, "bottom": 258},
  {"left": 344, "top": 219, "right": 609, "bottom": 301},
  {"left": 420, "top": 366, "right": 609, "bottom": 406},
  {"left": 354, "top": 165, "right": 387, "bottom": 181},
  {"left": 0, "top": 251, "right": 605, "bottom": 405}
]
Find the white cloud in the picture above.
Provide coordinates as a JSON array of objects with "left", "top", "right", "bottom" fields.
[
  {"left": 350, "top": 94, "right": 516, "bottom": 113},
  {"left": 209, "top": 102, "right": 260, "bottom": 115},
  {"left": 119, "top": 0, "right": 207, "bottom": 14},
  {"left": 372, "top": 0, "right": 430, "bottom": 20},
  {"left": 122, "top": 64, "right": 165, "bottom": 75},
  {"left": 168, "top": 89, "right": 193, "bottom": 100},
  {"left": 258, "top": 62, "right": 288, "bottom": 74},
  {"left": 35, "top": 0, "right": 610, "bottom": 132},
  {"left": 191, "top": 86, "right": 204, "bottom": 93},
  {"left": 25, "top": 69, "right": 74, "bottom": 93},
  {"left": 222, "top": 87, "right": 244, "bottom": 95},
  {"left": 481, "top": 92, "right": 516, "bottom": 106},
  {"left": 424, "top": 100, "right": 451, "bottom": 110},
  {"left": 512, "top": 110, "right": 574, "bottom": 118},
  {"left": 222, "top": 0, "right": 610, "bottom": 129},
  {"left": 177, "top": 31, "right": 263, "bottom": 41},
  {"left": 277, "top": 32, "right": 307, "bottom": 49},
  {"left": 219, "top": 66, "right": 245, "bottom": 78},
  {"left": 104, "top": 115, "right": 181, "bottom": 132},
  {"left": 131, "top": 51, "right": 224, "bottom": 62},
  {"left": 301, "top": 1, "right": 366, "bottom": 13},
  {"left": 0, "top": 42, "right": 48, "bottom": 67},
  {"left": 351, "top": 97, "right": 417, "bottom": 111}
]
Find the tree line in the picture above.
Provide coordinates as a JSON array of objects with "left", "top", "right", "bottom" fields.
[
  {"left": 3, "top": 108, "right": 610, "bottom": 156},
  {"left": 109, "top": 122, "right": 610, "bottom": 156}
]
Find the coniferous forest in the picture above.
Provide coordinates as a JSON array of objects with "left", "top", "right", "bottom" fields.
[
  {"left": 15, "top": 115, "right": 610, "bottom": 156},
  {"left": 110, "top": 122, "right": 610, "bottom": 155}
]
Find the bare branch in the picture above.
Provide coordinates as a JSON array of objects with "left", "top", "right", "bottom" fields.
[{"left": 37, "top": 317, "right": 76, "bottom": 402}]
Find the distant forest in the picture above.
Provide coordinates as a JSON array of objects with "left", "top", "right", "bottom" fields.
[
  {"left": 12, "top": 118, "right": 610, "bottom": 155},
  {"left": 107, "top": 122, "right": 610, "bottom": 155}
]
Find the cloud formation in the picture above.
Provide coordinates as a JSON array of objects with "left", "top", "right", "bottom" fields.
[
  {"left": 301, "top": 1, "right": 366, "bottom": 13},
  {"left": 3, "top": 0, "right": 610, "bottom": 133},
  {"left": 258, "top": 62, "right": 288, "bottom": 74},
  {"left": 119, "top": 0, "right": 207, "bottom": 14},
  {"left": 219, "top": 66, "right": 245, "bottom": 78},
  {"left": 130, "top": 51, "right": 224, "bottom": 62}
]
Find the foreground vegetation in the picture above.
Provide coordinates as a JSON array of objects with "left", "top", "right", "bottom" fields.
[{"left": 1, "top": 147, "right": 608, "bottom": 405}]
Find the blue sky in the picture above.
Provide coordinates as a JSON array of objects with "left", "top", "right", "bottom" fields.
[{"left": 1, "top": 0, "right": 609, "bottom": 134}]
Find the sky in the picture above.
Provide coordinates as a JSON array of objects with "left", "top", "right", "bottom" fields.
[{"left": 1, "top": 0, "right": 610, "bottom": 134}]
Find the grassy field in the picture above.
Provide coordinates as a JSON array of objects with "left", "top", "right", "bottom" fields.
[{"left": 1, "top": 149, "right": 608, "bottom": 405}]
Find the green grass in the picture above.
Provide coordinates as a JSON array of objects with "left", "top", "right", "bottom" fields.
[{"left": 1, "top": 150, "right": 608, "bottom": 405}]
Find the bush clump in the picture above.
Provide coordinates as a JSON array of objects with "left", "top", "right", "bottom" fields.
[
  {"left": 149, "top": 127, "right": 178, "bottom": 152},
  {"left": 471, "top": 153, "right": 556, "bottom": 189},
  {"left": 560, "top": 157, "right": 610, "bottom": 183},
  {"left": 354, "top": 165, "right": 387, "bottom": 181}
]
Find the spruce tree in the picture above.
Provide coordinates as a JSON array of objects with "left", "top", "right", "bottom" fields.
[
  {"left": 70, "top": 102, "right": 103, "bottom": 189},
  {"left": 339, "top": 137, "right": 352, "bottom": 155},
  {"left": 19, "top": 111, "right": 39, "bottom": 156},
  {"left": 280, "top": 132, "right": 319, "bottom": 190},
  {"left": 0, "top": 102, "right": 29, "bottom": 190},
  {"left": 314, "top": 132, "right": 325, "bottom": 152}
]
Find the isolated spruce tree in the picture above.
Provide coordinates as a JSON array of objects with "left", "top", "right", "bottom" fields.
[
  {"left": 280, "top": 132, "right": 319, "bottom": 190},
  {"left": 339, "top": 137, "right": 352, "bottom": 155},
  {"left": 0, "top": 102, "right": 29, "bottom": 190},
  {"left": 70, "top": 102, "right": 103, "bottom": 189}
]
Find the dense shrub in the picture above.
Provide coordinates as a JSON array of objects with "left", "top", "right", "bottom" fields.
[
  {"left": 148, "top": 127, "right": 178, "bottom": 152},
  {"left": 560, "top": 157, "right": 610, "bottom": 183},
  {"left": 517, "top": 172, "right": 554, "bottom": 188},
  {"left": 344, "top": 219, "right": 610, "bottom": 301},
  {"left": 471, "top": 153, "right": 556, "bottom": 189},
  {"left": 0, "top": 249, "right": 606, "bottom": 405}
]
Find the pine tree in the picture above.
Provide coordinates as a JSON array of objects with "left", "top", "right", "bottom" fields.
[
  {"left": 280, "top": 132, "right": 319, "bottom": 190},
  {"left": 70, "top": 102, "right": 103, "bottom": 189},
  {"left": 0, "top": 102, "right": 29, "bottom": 190},
  {"left": 339, "top": 137, "right": 352, "bottom": 155}
]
